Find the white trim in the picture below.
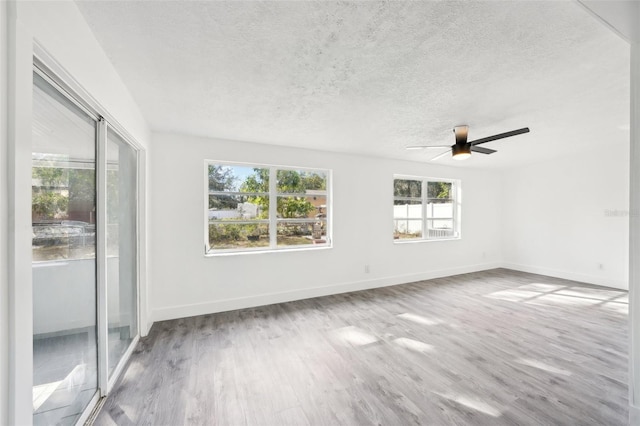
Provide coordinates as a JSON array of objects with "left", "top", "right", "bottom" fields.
[
  {"left": 629, "top": 29, "right": 640, "bottom": 421},
  {"left": 137, "top": 151, "right": 149, "bottom": 336},
  {"left": 501, "top": 262, "right": 627, "bottom": 290},
  {"left": 8, "top": 7, "right": 34, "bottom": 424},
  {"left": 630, "top": 404, "right": 640, "bottom": 425},
  {"left": 32, "top": 43, "right": 144, "bottom": 152},
  {"left": 0, "top": 0, "right": 9, "bottom": 423},
  {"left": 33, "top": 63, "right": 99, "bottom": 121},
  {"left": 394, "top": 237, "right": 461, "bottom": 244},
  {"left": 268, "top": 166, "right": 277, "bottom": 247},
  {"left": 107, "top": 334, "right": 140, "bottom": 392},
  {"left": 74, "top": 391, "right": 100, "bottom": 426},
  {"left": 152, "top": 262, "right": 502, "bottom": 322},
  {"left": 206, "top": 245, "right": 332, "bottom": 257},
  {"left": 96, "top": 119, "right": 108, "bottom": 397}
]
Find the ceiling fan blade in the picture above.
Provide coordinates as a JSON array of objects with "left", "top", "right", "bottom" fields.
[
  {"left": 405, "top": 145, "right": 451, "bottom": 150},
  {"left": 430, "top": 150, "right": 451, "bottom": 161},
  {"left": 469, "top": 127, "right": 530, "bottom": 146},
  {"left": 471, "top": 146, "right": 497, "bottom": 154}
]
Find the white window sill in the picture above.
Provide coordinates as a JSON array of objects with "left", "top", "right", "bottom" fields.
[
  {"left": 205, "top": 244, "right": 333, "bottom": 257},
  {"left": 394, "top": 237, "right": 461, "bottom": 244}
]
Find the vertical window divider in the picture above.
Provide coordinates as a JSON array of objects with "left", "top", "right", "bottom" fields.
[
  {"left": 269, "top": 167, "right": 277, "bottom": 248},
  {"left": 422, "top": 180, "right": 428, "bottom": 240},
  {"left": 96, "top": 117, "right": 109, "bottom": 397}
]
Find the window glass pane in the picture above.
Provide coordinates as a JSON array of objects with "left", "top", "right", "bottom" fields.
[
  {"left": 428, "top": 219, "right": 455, "bottom": 239},
  {"left": 394, "top": 179, "right": 421, "bottom": 198},
  {"left": 208, "top": 164, "right": 269, "bottom": 193},
  {"left": 32, "top": 72, "right": 97, "bottom": 426},
  {"left": 32, "top": 163, "right": 96, "bottom": 261},
  {"left": 277, "top": 220, "right": 327, "bottom": 246},
  {"left": 427, "top": 181, "right": 452, "bottom": 200},
  {"left": 277, "top": 195, "right": 325, "bottom": 220},
  {"left": 209, "top": 223, "right": 270, "bottom": 250},
  {"left": 209, "top": 195, "right": 268, "bottom": 220},
  {"left": 394, "top": 219, "right": 423, "bottom": 239},
  {"left": 393, "top": 200, "right": 422, "bottom": 219},
  {"left": 426, "top": 201, "right": 453, "bottom": 219},
  {"left": 106, "top": 129, "right": 138, "bottom": 379},
  {"left": 277, "top": 169, "right": 327, "bottom": 193}
]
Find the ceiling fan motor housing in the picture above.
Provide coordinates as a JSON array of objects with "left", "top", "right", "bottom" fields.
[{"left": 452, "top": 142, "right": 471, "bottom": 156}]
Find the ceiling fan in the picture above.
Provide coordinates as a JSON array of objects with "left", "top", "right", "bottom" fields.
[{"left": 406, "top": 125, "right": 530, "bottom": 160}]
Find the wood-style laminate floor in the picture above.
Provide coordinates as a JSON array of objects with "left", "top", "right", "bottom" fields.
[{"left": 94, "top": 269, "right": 628, "bottom": 425}]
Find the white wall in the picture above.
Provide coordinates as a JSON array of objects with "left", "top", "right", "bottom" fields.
[
  {"left": 502, "top": 143, "right": 629, "bottom": 289},
  {"left": 1, "top": 1, "right": 9, "bottom": 424},
  {"left": 150, "top": 133, "right": 503, "bottom": 322},
  {"left": 5, "top": 0, "right": 151, "bottom": 423}
]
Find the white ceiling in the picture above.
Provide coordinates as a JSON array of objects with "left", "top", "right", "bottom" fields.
[{"left": 75, "top": 0, "right": 629, "bottom": 169}]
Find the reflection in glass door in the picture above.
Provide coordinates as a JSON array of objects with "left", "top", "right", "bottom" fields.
[
  {"left": 106, "top": 129, "right": 138, "bottom": 378},
  {"left": 32, "top": 73, "right": 98, "bottom": 425}
]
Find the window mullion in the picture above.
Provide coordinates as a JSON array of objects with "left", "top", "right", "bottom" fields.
[
  {"left": 422, "top": 180, "right": 428, "bottom": 240},
  {"left": 96, "top": 118, "right": 109, "bottom": 397},
  {"left": 269, "top": 167, "right": 277, "bottom": 248},
  {"left": 453, "top": 182, "right": 459, "bottom": 237}
]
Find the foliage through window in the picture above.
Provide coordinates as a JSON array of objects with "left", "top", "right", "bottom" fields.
[
  {"left": 207, "top": 162, "right": 330, "bottom": 253},
  {"left": 393, "top": 176, "right": 459, "bottom": 241},
  {"left": 32, "top": 158, "right": 97, "bottom": 261}
]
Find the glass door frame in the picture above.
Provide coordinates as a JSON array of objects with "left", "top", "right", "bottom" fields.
[{"left": 33, "top": 58, "right": 143, "bottom": 424}]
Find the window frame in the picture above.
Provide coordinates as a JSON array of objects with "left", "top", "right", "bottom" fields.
[
  {"left": 205, "top": 161, "right": 332, "bottom": 255},
  {"left": 393, "top": 175, "right": 461, "bottom": 243}
]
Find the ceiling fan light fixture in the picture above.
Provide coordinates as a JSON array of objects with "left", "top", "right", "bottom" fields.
[{"left": 452, "top": 143, "right": 471, "bottom": 160}]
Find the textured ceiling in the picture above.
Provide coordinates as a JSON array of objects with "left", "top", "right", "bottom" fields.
[{"left": 76, "top": 1, "right": 629, "bottom": 168}]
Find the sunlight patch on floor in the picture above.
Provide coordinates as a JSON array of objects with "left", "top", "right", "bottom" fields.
[
  {"left": 615, "top": 294, "right": 629, "bottom": 303},
  {"left": 484, "top": 289, "right": 540, "bottom": 302},
  {"left": 556, "top": 288, "right": 625, "bottom": 301},
  {"left": 485, "top": 282, "right": 628, "bottom": 312},
  {"left": 518, "top": 283, "right": 566, "bottom": 292},
  {"left": 393, "top": 337, "right": 435, "bottom": 354},
  {"left": 433, "top": 391, "right": 502, "bottom": 417},
  {"left": 527, "top": 294, "right": 600, "bottom": 307},
  {"left": 333, "top": 326, "right": 378, "bottom": 346},
  {"left": 601, "top": 302, "right": 628, "bottom": 314},
  {"left": 515, "top": 358, "right": 572, "bottom": 376},
  {"left": 397, "top": 313, "right": 442, "bottom": 326},
  {"left": 123, "top": 360, "right": 143, "bottom": 382}
]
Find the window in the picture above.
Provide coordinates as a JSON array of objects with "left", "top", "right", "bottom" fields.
[
  {"left": 393, "top": 176, "right": 460, "bottom": 241},
  {"left": 206, "top": 162, "right": 331, "bottom": 253}
]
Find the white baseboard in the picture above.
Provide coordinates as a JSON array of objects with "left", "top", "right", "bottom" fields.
[
  {"left": 630, "top": 404, "right": 640, "bottom": 425},
  {"left": 500, "top": 262, "right": 628, "bottom": 290},
  {"left": 151, "top": 262, "right": 501, "bottom": 323}
]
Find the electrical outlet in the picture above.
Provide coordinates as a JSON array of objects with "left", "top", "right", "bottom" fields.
[
  {"left": 598, "top": 263, "right": 604, "bottom": 270},
  {"left": 365, "top": 264, "right": 370, "bottom": 273}
]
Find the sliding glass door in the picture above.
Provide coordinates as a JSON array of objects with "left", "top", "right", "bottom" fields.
[
  {"left": 32, "top": 72, "right": 98, "bottom": 426},
  {"left": 106, "top": 129, "right": 138, "bottom": 378},
  {"left": 32, "top": 68, "right": 140, "bottom": 424}
]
